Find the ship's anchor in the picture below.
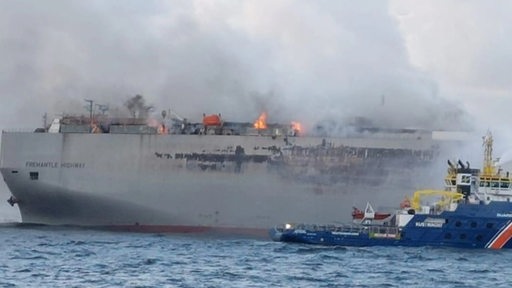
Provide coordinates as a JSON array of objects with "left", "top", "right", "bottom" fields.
[{"left": 7, "top": 195, "right": 18, "bottom": 206}]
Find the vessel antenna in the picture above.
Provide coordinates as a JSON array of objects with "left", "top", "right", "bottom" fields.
[
  {"left": 483, "top": 131, "right": 495, "bottom": 175},
  {"left": 84, "top": 99, "right": 94, "bottom": 126},
  {"left": 42, "top": 113, "right": 47, "bottom": 131},
  {"left": 96, "top": 104, "right": 109, "bottom": 115}
]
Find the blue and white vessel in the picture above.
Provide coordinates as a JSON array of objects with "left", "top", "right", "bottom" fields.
[{"left": 270, "top": 132, "right": 512, "bottom": 249}]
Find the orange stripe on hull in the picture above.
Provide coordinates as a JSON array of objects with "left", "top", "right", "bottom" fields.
[{"left": 489, "top": 223, "right": 512, "bottom": 249}]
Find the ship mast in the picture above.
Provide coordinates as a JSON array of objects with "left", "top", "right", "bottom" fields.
[
  {"left": 42, "top": 113, "right": 47, "bottom": 131},
  {"left": 84, "top": 99, "right": 94, "bottom": 127},
  {"left": 482, "top": 131, "right": 495, "bottom": 175}
]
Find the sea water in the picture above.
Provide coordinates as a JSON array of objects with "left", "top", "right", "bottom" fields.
[{"left": 1, "top": 224, "right": 511, "bottom": 287}]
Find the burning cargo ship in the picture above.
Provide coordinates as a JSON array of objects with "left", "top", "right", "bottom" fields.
[{"left": 0, "top": 107, "right": 470, "bottom": 236}]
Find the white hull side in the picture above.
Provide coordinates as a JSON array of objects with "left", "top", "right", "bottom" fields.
[{"left": 0, "top": 132, "right": 459, "bottom": 233}]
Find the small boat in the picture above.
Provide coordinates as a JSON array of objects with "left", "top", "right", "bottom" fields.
[
  {"left": 270, "top": 132, "right": 512, "bottom": 249},
  {"left": 351, "top": 203, "right": 391, "bottom": 221}
]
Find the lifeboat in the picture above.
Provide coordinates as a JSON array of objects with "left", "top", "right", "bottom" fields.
[
  {"left": 202, "top": 114, "right": 222, "bottom": 126},
  {"left": 351, "top": 203, "right": 391, "bottom": 220}
]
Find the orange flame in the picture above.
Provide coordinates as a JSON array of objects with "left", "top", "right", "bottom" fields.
[
  {"left": 147, "top": 118, "right": 168, "bottom": 134},
  {"left": 291, "top": 121, "right": 303, "bottom": 135},
  {"left": 157, "top": 124, "right": 168, "bottom": 134},
  {"left": 254, "top": 112, "right": 267, "bottom": 129}
]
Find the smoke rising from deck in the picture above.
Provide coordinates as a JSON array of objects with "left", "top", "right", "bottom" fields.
[{"left": 0, "top": 1, "right": 477, "bottom": 131}]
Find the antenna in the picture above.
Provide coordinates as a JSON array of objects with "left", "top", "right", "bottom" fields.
[
  {"left": 84, "top": 99, "right": 94, "bottom": 126},
  {"left": 96, "top": 104, "right": 109, "bottom": 115},
  {"left": 42, "top": 113, "right": 48, "bottom": 130}
]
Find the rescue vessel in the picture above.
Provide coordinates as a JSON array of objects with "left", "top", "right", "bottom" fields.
[{"left": 270, "top": 132, "right": 512, "bottom": 248}]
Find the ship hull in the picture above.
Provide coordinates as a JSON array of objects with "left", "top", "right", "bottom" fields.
[
  {"left": 0, "top": 131, "right": 458, "bottom": 236},
  {"left": 271, "top": 202, "right": 512, "bottom": 249},
  {"left": 271, "top": 229, "right": 511, "bottom": 248}
]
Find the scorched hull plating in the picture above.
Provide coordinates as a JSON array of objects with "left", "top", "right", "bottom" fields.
[{"left": 0, "top": 131, "right": 459, "bottom": 236}]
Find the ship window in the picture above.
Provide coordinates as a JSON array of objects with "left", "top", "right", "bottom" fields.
[
  {"left": 11, "top": 170, "right": 18, "bottom": 174},
  {"left": 444, "top": 233, "right": 452, "bottom": 239},
  {"left": 460, "top": 234, "right": 466, "bottom": 240},
  {"left": 476, "top": 235, "right": 483, "bottom": 241},
  {"left": 486, "top": 223, "right": 494, "bottom": 229},
  {"left": 501, "top": 183, "right": 509, "bottom": 188},
  {"left": 29, "top": 172, "right": 38, "bottom": 180},
  {"left": 470, "top": 222, "right": 477, "bottom": 228},
  {"left": 455, "top": 221, "right": 462, "bottom": 227}
]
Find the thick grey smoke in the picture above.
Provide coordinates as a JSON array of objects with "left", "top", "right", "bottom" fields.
[
  {"left": 390, "top": 0, "right": 512, "bottom": 164},
  {"left": 0, "top": 0, "right": 473, "bottom": 131}
]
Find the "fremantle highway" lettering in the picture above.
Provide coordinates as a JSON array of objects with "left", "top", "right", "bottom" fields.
[{"left": 25, "top": 161, "right": 85, "bottom": 169}]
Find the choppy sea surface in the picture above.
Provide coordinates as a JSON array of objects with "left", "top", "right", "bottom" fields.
[{"left": 1, "top": 223, "right": 511, "bottom": 288}]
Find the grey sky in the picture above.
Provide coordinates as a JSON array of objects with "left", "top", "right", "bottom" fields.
[
  {"left": 1, "top": 1, "right": 512, "bottom": 220},
  {"left": 3, "top": 0, "right": 504, "bottom": 130}
]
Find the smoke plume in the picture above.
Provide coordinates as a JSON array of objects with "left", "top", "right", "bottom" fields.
[{"left": 0, "top": 0, "right": 481, "bottom": 131}]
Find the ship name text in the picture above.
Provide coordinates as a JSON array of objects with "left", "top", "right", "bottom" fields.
[
  {"left": 415, "top": 218, "right": 445, "bottom": 228},
  {"left": 25, "top": 161, "right": 85, "bottom": 169}
]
